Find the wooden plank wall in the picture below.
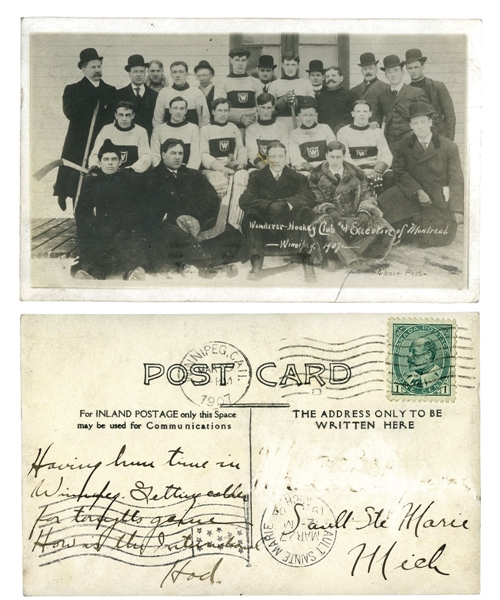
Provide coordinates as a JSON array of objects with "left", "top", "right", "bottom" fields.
[{"left": 349, "top": 34, "right": 467, "bottom": 159}]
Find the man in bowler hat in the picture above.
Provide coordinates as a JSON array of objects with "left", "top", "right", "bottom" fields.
[
  {"left": 253, "top": 55, "right": 277, "bottom": 93},
  {"left": 350, "top": 52, "right": 390, "bottom": 126},
  {"left": 375, "top": 54, "right": 430, "bottom": 152},
  {"left": 377, "top": 102, "right": 464, "bottom": 247},
  {"left": 405, "top": 48, "right": 456, "bottom": 140},
  {"left": 115, "top": 54, "right": 158, "bottom": 139},
  {"left": 194, "top": 60, "right": 226, "bottom": 111},
  {"left": 53, "top": 48, "right": 116, "bottom": 211},
  {"left": 306, "top": 60, "right": 326, "bottom": 97}
]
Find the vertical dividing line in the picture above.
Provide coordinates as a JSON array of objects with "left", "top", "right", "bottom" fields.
[{"left": 248, "top": 407, "right": 253, "bottom": 548}]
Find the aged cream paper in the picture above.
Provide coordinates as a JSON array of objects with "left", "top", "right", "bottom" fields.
[
  {"left": 22, "top": 313, "right": 479, "bottom": 595},
  {"left": 20, "top": 18, "right": 480, "bottom": 302}
]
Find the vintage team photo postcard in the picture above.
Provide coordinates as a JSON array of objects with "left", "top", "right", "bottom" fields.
[
  {"left": 22, "top": 313, "right": 480, "bottom": 595},
  {"left": 20, "top": 18, "right": 480, "bottom": 302}
]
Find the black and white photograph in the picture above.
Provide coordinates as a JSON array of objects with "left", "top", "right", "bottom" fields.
[{"left": 22, "top": 19, "right": 480, "bottom": 301}]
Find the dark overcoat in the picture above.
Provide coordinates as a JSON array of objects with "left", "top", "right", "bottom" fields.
[
  {"left": 410, "top": 77, "right": 456, "bottom": 140},
  {"left": 115, "top": 84, "right": 158, "bottom": 139},
  {"left": 54, "top": 77, "right": 116, "bottom": 198},
  {"left": 350, "top": 78, "right": 390, "bottom": 126},
  {"left": 377, "top": 133, "right": 464, "bottom": 247},
  {"left": 376, "top": 83, "right": 429, "bottom": 148},
  {"left": 239, "top": 165, "right": 316, "bottom": 222}
]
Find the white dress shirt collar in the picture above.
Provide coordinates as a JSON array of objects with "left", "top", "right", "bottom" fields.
[
  {"left": 85, "top": 77, "right": 100, "bottom": 88},
  {"left": 329, "top": 165, "right": 344, "bottom": 179},
  {"left": 391, "top": 81, "right": 405, "bottom": 93}
]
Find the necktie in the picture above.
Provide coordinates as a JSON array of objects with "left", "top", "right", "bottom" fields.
[
  {"left": 135, "top": 87, "right": 141, "bottom": 100},
  {"left": 421, "top": 141, "right": 428, "bottom": 150},
  {"left": 274, "top": 172, "right": 280, "bottom": 181},
  {"left": 392, "top": 89, "right": 398, "bottom": 98},
  {"left": 334, "top": 173, "right": 341, "bottom": 185}
]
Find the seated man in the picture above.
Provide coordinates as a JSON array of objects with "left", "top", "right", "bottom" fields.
[
  {"left": 239, "top": 141, "right": 316, "bottom": 281},
  {"left": 143, "top": 138, "right": 220, "bottom": 271},
  {"left": 288, "top": 97, "right": 336, "bottom": 173},
  {"left": 376, "top": 102, "right": 464, "bottom": 248},
  {"left": 337, "top": 99, "right": 394, "bottom": 192},
  {"left": 245, "top": 92, "right": 289, "bottom": 170},
  {"left": 308, "top": 141, "right": 394, "bottom": 271},
  {"left": 73, "top": 139, "right": 146, "bottom": 280},
  {"left": 151, "top": 96, "right": 200, "bottom": 169},
  {"left": 200, "top": 97, "right": 249, "bottom": 229},
  {"left": 88, "top": 100, "right": 152, "bottom": 173}
]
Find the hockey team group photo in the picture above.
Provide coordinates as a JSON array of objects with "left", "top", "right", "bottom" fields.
[{"left": 28, "top": 30, "right": 468, "bottom": 289}]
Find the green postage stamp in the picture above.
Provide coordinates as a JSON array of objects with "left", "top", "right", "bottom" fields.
[{"left": 389, "top": 319, "right": 456, "bottom": 402}]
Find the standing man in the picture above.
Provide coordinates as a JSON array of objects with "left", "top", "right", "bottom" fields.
[
  {"left": 405, "top": 48, "right": 456, "bottom": 140},
  {"left": 377, "top": 102, "right": 464, "bottom": 248},
  {"left": 350, "top": 52, "right": 390, "bottom": 126},
  {"left": 316, "top": 67, "right": 358, "bottom": 134},
  {"left": 376, "top": 54, "right": 430, "bottom": 153},
  {"left": 151, "top": 96, "right": 200, "bottom": 169},
  {"left": 88, "top": 101, "right": 151, "bottom": 173},
  {"left": 220, "top": 47, "right": 264, "bottom": 139},
  {"left": 194, "top": 60, "right": 226, "bottom": 111},
  {"left": 153, "top": 61, "right": 210, "bottom": 128},
  {"left": 239, "top": 141, "right": 316, "bottom": 281},
  {"left": 115, "top": 54, "right": 158, "bottom": 139},
  {"left": 337, "top": 99, "right": 393, "bottom": 191},
  {"left": 288, "top": 97, "right": 336, "bottom": 172},
  {"left": 245, "top": 93, "right": 290, "bottom": 169},
  {"left": 252, "top": 55, "right": 278, "bottom": 93},
  {"left": 146, "top": 60, "right": 168, "bottom": 93},
  {"left": 268, "top": 52, "right": 315, "bottom": 130},
  {"left": 53, "top": 48, "right": 116, "bottom": 211},
  {"left": 306, "top": 60, "right": 326, "bottom": 97}
]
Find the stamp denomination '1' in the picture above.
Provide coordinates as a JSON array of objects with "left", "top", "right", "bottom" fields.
[
  {"left": 261, "top": 493, "right": 336, "bottom": 567},
  {"left": 389, "top": 320, "right": 455, "bottom": 402}
]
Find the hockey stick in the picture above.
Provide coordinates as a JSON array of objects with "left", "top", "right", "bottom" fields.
[
  {"left": 198, "top": 174, "right": 234, "bottom": 241},
  {"left": 74, "top": 100, "right": 100, "bottom": 211},
  {"left": 290, "top": 102, "right": 298, "bottom": 129},
  {"left": 33, "top": 158, "right": 89, "bottom": 181}
]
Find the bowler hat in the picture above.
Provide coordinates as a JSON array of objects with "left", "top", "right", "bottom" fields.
[
  {"left": 409, "top": 102, "right": 434, "bottom": 119},
  {"left": 125, "top": 54, "right": 149, "bottom": 72},
  {"left": 229, "top": 47, "right": 251, "bottom": 59},
  {"left": 358, "top": 52, "right": 379, "bottom": 67},
  {"left": 405, "top": 48, "right": 427, "bottom": 65},
  {"left": 297, "top": 96, "right": 317, "bottom": 110},
  {"left": 78, "top": 48, "right": 103, "bottom": 69},
  {"left": 257, "top": 55, "right": 277, "bottom": 69},
  {"left": 380, "top": 55, "right": 405, "bottom": 72},
  {"left": 194, "top": 60, "right": 215, "bottom": 75},
  {"left": 306, "top": 60, "right": 325, "bottom": 73}
]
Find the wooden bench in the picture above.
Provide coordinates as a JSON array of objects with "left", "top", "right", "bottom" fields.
[{"left": 31, "top": 218, "right": 79, "bottom": 259}]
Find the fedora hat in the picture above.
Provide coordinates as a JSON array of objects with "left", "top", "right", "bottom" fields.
[
  {"left": 306, "top": 60, "right": 325, "bottom": 73},
  {"left": 409, "top": 101, "right": 434, "bottom": 119},
  {"left": 257, "top": 55, "right": 277, "bottom": 69},
  {"left": 358, "top": 52, "right": 379, "bottom": 67},
  {"left": 229, "top": 46, "right": 251, "bottom": 59},
  {"left": 78, "top": 48, "right": 103, "bottom": 69},
  {"left": 194, "top": 60, "right": 215, "bottom": 75},
  {"left": 381, "top": 54, "right": 405, "bottom": 72},
  {"left": 405, "top": 48, "right": 428, "bottom": 65},
  {"left": 125, "top": 54, "right": 149, "bottom": 72}
]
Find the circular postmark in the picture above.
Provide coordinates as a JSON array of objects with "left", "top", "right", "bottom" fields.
[
  {"left": 392, "top": 323, "right": 453, "bottom": 397},
  {"left": 180, "top": 341, "right": 252, "bottom": 407},
  {"left": 261, "top": 493, "right": 336, "bottom": 567}
]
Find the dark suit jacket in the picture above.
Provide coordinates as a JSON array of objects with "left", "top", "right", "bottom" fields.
[
  {"left": 115, "top": 84, "right": 158, "bottom": 139},
  {"left": 239, "top": 165, "right": 315, "bottom": 222},
  {"left": 392, "top": 133, "right": 464, "bottom": 214},
  {"left": 377, "top": 84, "right": 429, "bottom": 146},
  {"left": 410, "top": 77, "right": 456, "bottom": 140},
  {"left": 144, "top": 164, "right": 220, "bottom": 236},
  {"left": 350, "top": 78, "right": 390, "bottom": 125},
  {"left": 54, "top": 77, "right": 116, "bottom": 197}
]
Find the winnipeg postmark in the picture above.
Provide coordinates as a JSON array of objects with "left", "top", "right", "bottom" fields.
[{"left": 388, "top": 318, "right": 456, "bottom": 402}]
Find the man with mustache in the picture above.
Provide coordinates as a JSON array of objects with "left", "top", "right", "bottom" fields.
[
  {"left": 403, "top": 336, "right": 442, "bottom": 389},
  {"left": 350, "top": 52, "right": 390, "bottom": 126},
  {"left": 316, "top": 66, "right": 358, "bottom": 134},
  {"left": 53, "top": 48, "right": 116, "bottom": 211}
]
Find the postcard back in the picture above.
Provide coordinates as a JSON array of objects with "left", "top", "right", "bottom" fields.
[{"left": 21, "top": 313, "right": 479, "bottom": 594}]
